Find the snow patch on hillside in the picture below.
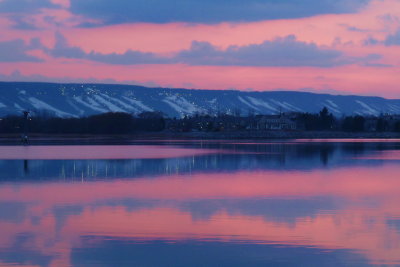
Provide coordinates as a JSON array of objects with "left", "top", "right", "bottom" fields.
[
  {"left": 387, "top": 104, "right": 400, "bottom": 113},
  {"left": 73, "top": 96, "right": 108, "bottom": 113},
  {"left": 100, "top": 94, "right": 138, "bottom": 112},
  {"left": 93, "top": 95, "right": 126, "bottom": 112},
  {"left": 208, "top": 98, "right": 217, "bottom": 104},
  {"left": 356, "top": 100, "right": 379, "bottom": 115},
  {"left": 247, "top": 97, "right": 278, "bottom": 113},
  {"left": 86, "top": 97, "right": 103, "bottom": 108},
  {"left": 14, "top": 103, "right": 23, "bottom": 110},
  {"left": 270, "top": 99, "right": 302, "bottom": 112},
  {"left": 283, "top": 101, "right": 303, "bottom": 112},
  {"left": 163, "top": 95, "right": 203, "bottom": 116},
  {"left": 67, "top": 99, "right": 85, "bottom": 115},
  {"left": 326, "top": 100, "right": 339, "bottom": 108},
  {"left": 238, "top": 96, "right": 260, "bottom": 111},
  {"left": 28, "top": 97, "right": 74, "bottom": 117},
  {"left": 122, "top": 97, "right": 153, "bottom": 112},
  {"left": 324, "top": 100, "right": 341, "bottom": 114}
]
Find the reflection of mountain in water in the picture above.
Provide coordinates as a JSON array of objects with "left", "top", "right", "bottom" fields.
[{"left": 0, "top": 142, "right": 398, "bottom": 182}]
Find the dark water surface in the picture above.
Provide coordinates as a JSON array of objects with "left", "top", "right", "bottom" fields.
[{"left": 1, "top": 139, "right": 400, "bottom": 266}]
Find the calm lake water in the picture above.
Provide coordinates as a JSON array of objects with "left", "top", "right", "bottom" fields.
[{"left": 1, "top": 139, "right": 400, "bottom": 266}]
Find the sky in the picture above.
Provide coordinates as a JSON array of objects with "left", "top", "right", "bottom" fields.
[{"left": 0, "top": 0, "right": 400, "bottom": 98}]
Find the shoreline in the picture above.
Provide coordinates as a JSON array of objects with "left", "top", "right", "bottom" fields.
[{"left": 1, "top": 130, "right": 400, "bottom": 144}]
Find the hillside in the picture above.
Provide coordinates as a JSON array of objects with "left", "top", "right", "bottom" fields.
[{"left": 1, "top": 82, "right": 399, "bottom": 118}]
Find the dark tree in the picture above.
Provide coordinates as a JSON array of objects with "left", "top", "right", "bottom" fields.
[
  {"left": 376, "top": 117, "right": 388, "bottom": 132},
  {"left": 342, "top": 116, "right": 365, "bottom": 132},
  {"left": 319, "top": 107, "right": 335, "bottom": 130},
  {"left": 394, "top": 121, "right": 400, "bottom": 132},
  {"left": 135, "top": 112, "right": 165, "bottom": 132}
]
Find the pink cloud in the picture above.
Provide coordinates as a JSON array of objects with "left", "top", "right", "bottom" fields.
[
  {"left": 0, "top": 0, "right": 399, "bottom": 97},
  {"left": 60, "top": 0, "right": 400, "bottom": 54},
  {"left": 1, "top": 61, "right": 399, "bottom": 97}
]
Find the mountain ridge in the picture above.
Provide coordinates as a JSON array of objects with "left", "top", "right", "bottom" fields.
[{"left": 0, "top": 81, "right": 399, "bottom": 118}]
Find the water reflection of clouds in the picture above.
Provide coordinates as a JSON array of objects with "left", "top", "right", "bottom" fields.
[
  {"left": 0, "top": 232, "right": 54, "bottom": 267},
  {"left": 1, "top": 142, "right": 400, "bottom": 266},
  {"left": 1, "top": 165, "right": 400, "bottom": 265},
  {"left": 70, "top": 239, "right": 370, "bottom": 267},
  {"left": 176, "top": 198, "right": 343, "bottom": 223},
  {"left": 0, "top": 201, "right": 29, "bottom": 223},
  {"left": 56, "top": 197, "right": 343, "bottom": 225}
]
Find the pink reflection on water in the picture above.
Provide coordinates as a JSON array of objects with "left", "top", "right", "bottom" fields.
[
  {"left": 353, "top": 150, "right": 400, "bottom": 160},
  {"left": 1, "top": 166, "right": 400, "bottom": 202},
  {"left": 1, "top": 165, "right": 400, "bottom": 265},
  {"left": 0, "top": 145, "right": 218, "bottom": 160},
  {"left": 293, "top": 139, "right": 400, "bottom": 143}
]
